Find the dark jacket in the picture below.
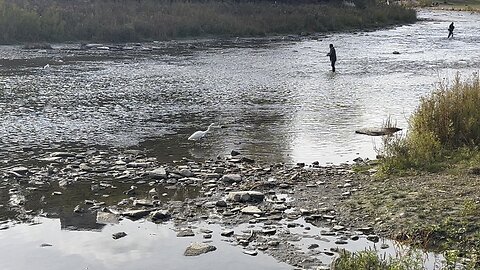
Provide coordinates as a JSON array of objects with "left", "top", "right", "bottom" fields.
[
  {"left": 449, "top": 23, "right": 455, "bottom": 32},
  {"left": 328, "top": 47, "right": 337, "bottom": 62}
]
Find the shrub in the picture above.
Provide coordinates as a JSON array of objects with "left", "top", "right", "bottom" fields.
[{"left": 381, "top": 74, "right": 480, "bottom": 172}]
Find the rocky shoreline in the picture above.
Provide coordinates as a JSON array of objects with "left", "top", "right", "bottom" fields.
[{"left": 3, "top": 147, "right": 478, "bottom": 268}]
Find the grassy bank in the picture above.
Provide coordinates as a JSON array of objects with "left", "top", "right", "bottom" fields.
[
  {"left": 0, "top": 0, "right": 416, "bottom": 43},
  {"left": 346, "top": 74, "right": 480, "bottom": 268},
  {"left": 380, "top": 74, "right": 480, "bottom": 174}
]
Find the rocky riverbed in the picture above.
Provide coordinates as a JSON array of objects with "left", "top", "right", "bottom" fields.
[{"left": 4, "top": 146, "right": 464, "bottom": 269}]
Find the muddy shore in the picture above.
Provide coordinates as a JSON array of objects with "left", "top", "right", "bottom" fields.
[{"left": 3, "top": 147, "right": 478, "bottom": 268}]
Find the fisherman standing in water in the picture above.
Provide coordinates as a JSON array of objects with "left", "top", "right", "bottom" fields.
[
  {"left": 326, "top": 44, "right": 337, "bottom": 72},
  {"left": 448, "top": 22, "right": 455, "bottom": 38}
]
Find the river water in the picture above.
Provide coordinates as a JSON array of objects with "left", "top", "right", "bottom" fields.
[
  {"left": 0, "top": 9, "right": 478, "bottom": 270},
  {"left": 0, "top": 11, "right": 479, "bottom": 165}
]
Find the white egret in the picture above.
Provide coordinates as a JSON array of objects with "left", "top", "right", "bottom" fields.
[{"left": 188, "top": 123, "right": 215, "bottom": 141}]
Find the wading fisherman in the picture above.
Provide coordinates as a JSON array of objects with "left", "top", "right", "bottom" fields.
[
  {"left": 326, "top": 44, "right": 336, "bottom": 72},
  {"left": 448, "top": 22, "right": 454, "bottom": 38}
]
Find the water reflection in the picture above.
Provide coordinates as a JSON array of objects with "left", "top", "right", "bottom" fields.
[
  {"left": 0, "top": 218, "right": 291, "bottom": 270},
  {"left": 0, "top": 215, "right": 444, "bottom": 270},
  {"left": 0, "top": 175, "right": 201, "bottom": 223}
]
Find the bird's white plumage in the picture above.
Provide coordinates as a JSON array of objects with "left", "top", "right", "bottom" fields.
[{"left": 188, "top": 123, "right": 215, "bottom": 141}]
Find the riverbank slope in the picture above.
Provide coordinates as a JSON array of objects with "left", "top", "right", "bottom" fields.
[{"left": 0, "top": 0, "right": 416, "bottom": 43}]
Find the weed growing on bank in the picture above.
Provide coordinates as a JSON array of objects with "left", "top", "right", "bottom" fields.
[
  {"left": 332, "top": 249, "right": 426, "bottom": 270},
  {"left": 379, "top": 74, "right": 480, "bottom": 173},
  {"left": 0, "top": 0, "right": 416, "bottom": 43}
]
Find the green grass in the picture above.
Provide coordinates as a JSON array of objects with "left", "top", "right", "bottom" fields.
[
  {"left": 333, "top": 248, "right": 479, "bottom": 269},
  {"left": 332, "top": 249, "right": 426, "bottom": 270},
  {"left": 379, "top": 74, "right": 480, "bottom": 174},
  {"left": 0, "top": 0, "right": 416, "bottom": 43}
]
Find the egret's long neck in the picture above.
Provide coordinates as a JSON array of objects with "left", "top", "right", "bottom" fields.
[{"left": 206, "top": 125, "right": 213, "bottom": 132}]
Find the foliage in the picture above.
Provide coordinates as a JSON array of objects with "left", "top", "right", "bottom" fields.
[
  {"left": 332, "top": 249, "right": 426, "bottom": 270},
  {"left": 379, "top": 74, "right": 480, "bottom": 173},
  {"left": 0, "top": 0, "right": 416, "bottom": 43}
]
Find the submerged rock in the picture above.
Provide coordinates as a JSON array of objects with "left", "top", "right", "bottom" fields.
[
  {"left": 96, "top": 212, "right": 120, "bottom": 224},
  {"left": 177, "top": 229, "right": 195, "bottom": 237},
  {"left": 112, "top": 232, "right": 127, "bottom": 239}
]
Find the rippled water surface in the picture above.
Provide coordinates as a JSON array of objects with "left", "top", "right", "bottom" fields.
[{"left": 1, "top": 10, "right": 480, "bottom": 164}]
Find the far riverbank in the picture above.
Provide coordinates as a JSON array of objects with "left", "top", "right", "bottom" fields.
[{"left": 0, "top": 0, "right": 416, "bottom": 44}]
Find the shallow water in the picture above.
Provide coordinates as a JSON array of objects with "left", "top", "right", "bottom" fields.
[
  {"left": 1, "top": 10, "right": 479, "bottom": 165},
  {"left": 0, "top": 217, "right": 292, "bottom": 270},
  {"left": 0, "top": 215, "right": 443, "bottom": 270}
]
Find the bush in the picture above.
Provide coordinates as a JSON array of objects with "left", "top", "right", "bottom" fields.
[{"left": 380, "top": 74, "right": 480, "bottom": 172}]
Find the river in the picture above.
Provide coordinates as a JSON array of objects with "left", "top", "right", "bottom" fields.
[
  {"left": 0, "top": 10, "right": 478, "bottom": 165},
  {"left": 0, "top": 9, "right": 478, "bottom": 270}
]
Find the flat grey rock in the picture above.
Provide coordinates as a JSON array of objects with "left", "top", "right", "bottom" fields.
[{"left": 184, "top": 242, "right": 216, "bottom": 256}]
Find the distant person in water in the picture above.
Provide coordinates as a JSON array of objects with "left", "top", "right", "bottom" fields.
[
  {"left": 448, "top": 22, "right": 455, "bottom": 38},
  {"left": 326, "top": 44, "right": 336, "bottom": 72}
]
